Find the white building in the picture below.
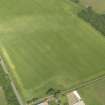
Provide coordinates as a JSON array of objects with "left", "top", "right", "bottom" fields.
[
  {"left": 67, "top": 90, "right": 85, "bottom": 105},
  {"left": 38, "top": 101, "right": 48, "bottom": 105}
]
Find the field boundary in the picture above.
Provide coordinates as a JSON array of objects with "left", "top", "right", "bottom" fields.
[{"left": 0, "top": 56, "right": 25, "bottom": 105}]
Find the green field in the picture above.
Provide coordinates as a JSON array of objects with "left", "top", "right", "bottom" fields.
[
  {"left": 79, "top": 78, "right": 105, "bottom": 105},
  {"left": 1, "top": 0, "right": 105, "bottom": 102},
  {"left": 0, "top": 87, "right": 7, "bottom": 105},
  {"left": 80, "top": 0, "right": 105, "bottom": 13}
]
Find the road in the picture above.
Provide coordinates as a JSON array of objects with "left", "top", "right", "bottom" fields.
[{"left": 0, "top": 56, "right": 25, "bottom": 105}]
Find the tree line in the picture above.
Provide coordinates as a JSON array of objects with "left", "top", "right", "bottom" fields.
[
  {"left": 0, "top": 65, "right": 20, "bottom": 105},
  {"left": 71, "top": 0, "right": 79, "bottom": 3},
  {"left": 78, "top": 7, "right": 105, "bottom": 36}
]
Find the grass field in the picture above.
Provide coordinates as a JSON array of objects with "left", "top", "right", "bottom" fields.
[
  {"left": 79, "top": 78, "right": 105, "bottom": 105},
  {"left": 1, "top": 0, "right": 105, "bottom": 102},
  {"left": 80, "top": 0, "right": 105, "bottom": 13},
  {"left": 0, "top": 87, "right": 7, "bottom": 105}
]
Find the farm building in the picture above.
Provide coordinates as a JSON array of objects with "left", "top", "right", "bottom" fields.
[
  {"left": 67, "top": 91, "right": 85, "bottom": 105},
  {"left": 38, "top": 101, "right": 48, "bottom": 105}
]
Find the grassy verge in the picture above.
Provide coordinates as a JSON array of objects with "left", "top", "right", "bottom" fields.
[
  {"left": 0, "top": 87, "right": 7, "bottom": 105},
  {"left": 0, "top": 64, "right": 19, "bottom": 105}
]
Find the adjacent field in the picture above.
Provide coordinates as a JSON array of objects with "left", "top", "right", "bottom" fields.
[
  {"left": 80, "top": 0, "right": 105, "bottom": 13},
  {"left": 0, "top": 0, "right": 105, "bottom": 102},
  {"left": 79, "top": 78, "right": 105, "bottom": 105},
  {"left": 0, "top": 87, "right": 7, "bottom": 105}
]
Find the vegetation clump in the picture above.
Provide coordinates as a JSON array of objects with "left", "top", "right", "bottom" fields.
[
  {"left": 0, "top": 65, "right": 19, "bottom": 105},
  {"left": 71, "top": 0, "right": 79, "bottom": 3},
  {"left": 78, "top": 7, "right": 105, "bottom": 36}
]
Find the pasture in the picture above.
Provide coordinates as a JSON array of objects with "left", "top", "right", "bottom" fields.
[
  {"left": 79, "top": 78, "right": 105, "bottom": 105},
  {"left": 80, "top": 0, "right": 105, "bottom": 13},
  {"left": 0, "top": 0, "right": 105, "bottom": 102}
]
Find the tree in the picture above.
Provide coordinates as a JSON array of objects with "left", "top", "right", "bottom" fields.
[
  {"left": 71, "top": 0, "right": 79, "bottom": 3},
  {"left": 78, "top": 7, "right": 105, "bottom": 36},
  {"left": 46, "top": 88, "right": 55, "bottom": 96}
]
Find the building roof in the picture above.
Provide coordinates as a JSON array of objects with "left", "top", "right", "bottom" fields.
[
  {"left": 74, "top": 101, "right": 85, "bottom": 105},
  {"left": 38, "top": 101, "right": 48, "bottom": 105},
  {"left": 67, "top": 90, "right": 85, "bottom": 105}
]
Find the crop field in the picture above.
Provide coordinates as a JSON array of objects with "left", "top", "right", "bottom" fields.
[
  {"left": 0, "top": 0, "right": 105, "bottom": 102},
  {"left": 0, "top": 87, "right": 7, "bottom": 105},
  {"left": 79, "top": 78, "right": 105, "bottom": 105},
  {"left": 80, "top": 0, "right": 105, "bottom": 13}
]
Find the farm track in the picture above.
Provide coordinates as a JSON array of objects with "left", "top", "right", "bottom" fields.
[{"left": 0, "top": 56, "right": 25, "bottom": 105}]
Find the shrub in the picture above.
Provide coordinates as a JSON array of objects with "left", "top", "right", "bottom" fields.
[{"left": 78, "top": 7, "right": 105, "bottom": 36}]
